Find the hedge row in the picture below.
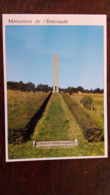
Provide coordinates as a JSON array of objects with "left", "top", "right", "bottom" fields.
[{"left": 61, "top": 92, "right": 104, "bottom": 142}]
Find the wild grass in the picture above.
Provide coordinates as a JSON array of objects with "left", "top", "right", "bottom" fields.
[
  {"left": 71, "top": 93, "right": 104, "bottom": 130},
  {"left": 8, "top": 141, "right": 104, "bottom": 159},
  {"left": 8, "top": 90, "right": 49, "bottom": 130}
]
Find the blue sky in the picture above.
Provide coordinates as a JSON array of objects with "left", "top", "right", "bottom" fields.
[{"left": 6, "top": 25, "right": 104, "bottom": 89}]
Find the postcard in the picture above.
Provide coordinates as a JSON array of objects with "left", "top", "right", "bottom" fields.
[{"left": 2, "top": 14, "right": 107, "bottom": 162}]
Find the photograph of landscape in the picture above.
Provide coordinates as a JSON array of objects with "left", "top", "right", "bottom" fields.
[{"left": 3, "top": 15, "right": 107, "bottom": 161}]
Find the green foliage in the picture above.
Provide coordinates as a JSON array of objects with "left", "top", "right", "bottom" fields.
[
  {"left": 61, "top": 92, "right": 104, "bottom": 142},
  {"left": 80, "top": 96, "right": 93, "bottom": 110},
  {"left": 67, "top": 87, "right": 73, "bottom": 95},
  {"left": 94, "top": 88, "right": 103, "bottom": 93},
  {"left": 8, "top": 128, "right": 25, "bottom": 144},
  {"left": 7, "top": 81, "right": 35, "bottom": 92},
  {"left": 84, "top": 128, "right": 104, "bottom": 142},
  {"left": 60, "top": 86, "right": 103, "bottom": 94},
  {"left": 36, "top": 84, "right": 52, "bottom": 92},
  {"left": 8, "top": 90, "right": 50, "bottom": 144}
]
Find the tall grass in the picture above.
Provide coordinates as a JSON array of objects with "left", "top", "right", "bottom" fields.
[
  {"left": 8, "top": 90, "right": 50, "bottom": 144},
  {"left": 8, "top": 90, "right": 49, "bottom": 129}
]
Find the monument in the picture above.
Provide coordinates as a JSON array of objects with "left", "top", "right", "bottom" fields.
[{"left": 53, "top": 55, "right": 59, "bottom": 93}]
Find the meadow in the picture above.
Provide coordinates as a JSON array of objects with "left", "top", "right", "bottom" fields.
[
  {"left": 71, "top": 93, "right": 104, "bottom": 132},
  {"left": 8, "top": 90, "right": 50, "bottom": 129},
  {"left": 7, "top": 90, "right": 50, "bottom": 143},
  {"left": 7, "top": 90, "right": 105, "bottom": 159},
  {"left": 61, "top": 92, "right": 104, "bottom": 142}
]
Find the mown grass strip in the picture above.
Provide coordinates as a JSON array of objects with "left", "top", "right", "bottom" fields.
[
  {"left": 61, "top": 92, "right": 104, "bottom": 142},
  {"left": 32, "top": 93, "right": 82, "bottom": 141}
]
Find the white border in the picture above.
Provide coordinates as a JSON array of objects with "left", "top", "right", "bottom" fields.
[{"left": 2, "top": 14, "right": 108, "bottom": 162}]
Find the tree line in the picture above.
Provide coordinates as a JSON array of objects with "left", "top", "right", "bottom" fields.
[
  {"left": 62, "top": 86, "right": 103, "bottom": 94},
  {"left": 7, "top": 81, "right": 103, "bottom": 93},
  {"left": 7, "top": 81, "right": 52, "bottom": 92}
]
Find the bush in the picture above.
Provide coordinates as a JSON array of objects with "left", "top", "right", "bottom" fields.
[
  {"left": 84, "top": 128, "right": 104, "bottom": 142},
  {"left": 80, "top": 96, "right": 93, "bottom": 110},
  {"left": 67, "top": 87, "right": 73, "bottom": 95}
]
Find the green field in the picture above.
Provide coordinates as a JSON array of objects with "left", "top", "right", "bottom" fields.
[
  {"left": 32, "top": 93, "right": 82, "bottom": 141},
  {"left": 71, "top": 93, "right": 104, "bottom": 131},
  {"left": 8, "top": 90, "right": 50, "bottom": 144},
  {"left": 8, "top": 90, "right": 50, "bottom": 129},
  {"left": 8, "top": 90, "right": 105, "bottom": 159}
]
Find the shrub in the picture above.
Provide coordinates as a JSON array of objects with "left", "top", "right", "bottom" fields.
[
  {"left": 68, "top": 87, "right": 73, "bottom": 95},
  {"left": 84, "top": 128, "right": 104, "bottom": 142},
  {"left": 80, "top": 96, "right": 93, "bottom": 110}
]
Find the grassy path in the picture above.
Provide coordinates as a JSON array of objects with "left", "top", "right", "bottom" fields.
[{"left": 32, "top": 93, "right": 83, "bottom": 141}]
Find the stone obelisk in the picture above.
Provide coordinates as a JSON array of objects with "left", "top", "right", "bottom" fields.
[
  {"left": 53, "top": 55, "right": 55, "bottom": 93},
  {"left": 56, "top": 55, "right": 59, "bottom": 93},
  {"left": 53, "top": 55, "right": 59, "bottom": 93}
]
